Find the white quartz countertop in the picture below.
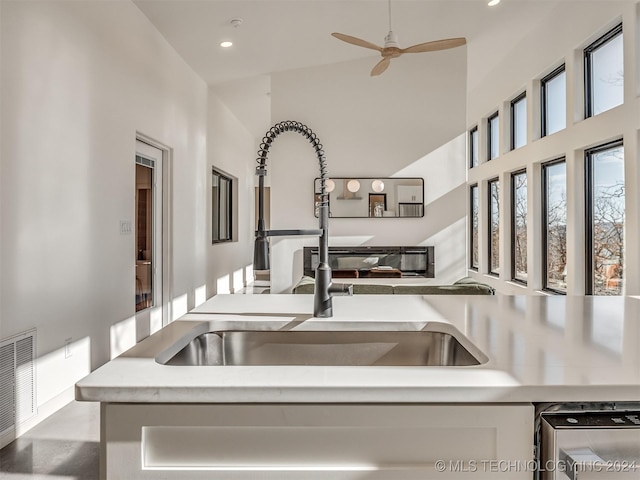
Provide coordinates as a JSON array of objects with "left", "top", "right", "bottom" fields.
[{"left": 75, "top": 294, "right": 640, "bottom": 404}]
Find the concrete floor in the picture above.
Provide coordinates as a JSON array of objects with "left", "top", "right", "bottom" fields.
[{"left": 0, "top": 401, "right": 99, "bottom": 480}]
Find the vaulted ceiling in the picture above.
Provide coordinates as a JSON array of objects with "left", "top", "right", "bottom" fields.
[
  {"left": 133, "top": 0, "right": 572, "bottom": 87},
  {"left": 132, "top": 1, "right": 624, "bottom": 137}
]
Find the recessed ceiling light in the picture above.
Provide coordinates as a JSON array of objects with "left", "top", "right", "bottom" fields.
[
  {"left": 488, "top": 0, "right": 500, "bottom": 6},
  {"left": 220, "top": 41, "right": 233, "bottom": 48}
]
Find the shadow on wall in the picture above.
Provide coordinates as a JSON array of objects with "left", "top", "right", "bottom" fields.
[{"left": 419, "top": 218, "right": 467, "bottom": 283}]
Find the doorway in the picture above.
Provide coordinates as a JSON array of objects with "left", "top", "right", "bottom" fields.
[
  {"left": 135, "top": 138, "right": 167, "bottom": 337},
  {"left": 369, "top": 193, "right": 387, "bottom": 217}
]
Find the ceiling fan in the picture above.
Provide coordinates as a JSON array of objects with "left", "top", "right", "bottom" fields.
[{"left": 331, "top": 0, "right": 466, "bottom": 76}]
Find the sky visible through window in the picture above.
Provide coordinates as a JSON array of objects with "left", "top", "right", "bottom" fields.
[
  {"left": 512, "top": 96, "right": 526, "bottom": 149},
  {"left": 544, "top": 71, "right": 566, "bottom": 135},
  {"left": 590, "top": 31, "right": 623, "bottom": 116}
]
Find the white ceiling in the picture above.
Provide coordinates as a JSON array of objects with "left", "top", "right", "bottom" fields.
[
  {"left": 132, "top": 0, "right": 619, "bottom": 137},
  {"left": 132, "top": 0, "right": 574, "bottom": 87}
]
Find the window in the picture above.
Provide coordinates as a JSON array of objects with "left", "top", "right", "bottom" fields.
[
  {"left": 488, "top": 178, "right": 500, "bottom": 275},
  {"left": 212, "top": 168, "right": 234, "bottom": 243},
  {"left": 511, "top": 170, "right": 527, "bottom": 283},
  {"left": 585, "top": 140, "right": 624, "bottom": 295},
  {"left": 585, "top": 23, "right": 623, "bottom": 117},
  {"left": 470, "top": 184, "right": 479, "bottom": 270},
  {"left": 541, "top": 65, "right": 566, "bottom": 136},
  {"left": 469, "top": 126, "right": 479, "bottom": 168},
  {"left": 487, "top": 112, "right": 499, "bottom": 160},
  {"left": 542, "top": 159, "right": 567, "bottom": 293},
  {"left": 510, "top": 93, "right": 527, "bottom": 150}
]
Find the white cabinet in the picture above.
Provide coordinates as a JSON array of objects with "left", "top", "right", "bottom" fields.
[
  {"left": 103, "top": 403, "right": 534, "bottom": 479},
  {"left": 397, "top": 185, "right": 422, "bottom": 203}
]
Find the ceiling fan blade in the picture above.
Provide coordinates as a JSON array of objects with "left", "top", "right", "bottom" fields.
[
  {"left": 371, "top": 58, "right": 391, "bottom": 76},
  {"left": 332, "top": 32, "right": 383, "bottom": 52},
  {"left": 401, "top": 37, "right": 467, "bottom": 54}
]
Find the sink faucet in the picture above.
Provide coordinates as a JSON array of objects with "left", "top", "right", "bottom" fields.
[{"left": 253, "top": 121, "right": 353, "bottom": 318}]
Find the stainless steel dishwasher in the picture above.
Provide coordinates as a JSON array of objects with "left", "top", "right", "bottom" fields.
[{"left": 537, "top": 403, "right": 640, "bottom": 480}]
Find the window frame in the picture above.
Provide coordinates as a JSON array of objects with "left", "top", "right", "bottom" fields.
[
  {"left": 469, "top": 183, "right": 479, "bottom": 271},
  {"left": 540, "top": 64, "right": 566, "bottom": 137},
  {"left": 510, "top": 169, "right": 527, "bottom": 284},
  {"left": 510, "top": 92, "right": 527, "bottom": 151},
  {"left": 541, "top": 157, "right": 567, "bottom": 294},
  {"left": 487, "top": 112, "right": 499, "bottom": 160},
  {"left": 469, "top": 126, "right": 479, "bottom": 169},
  {"left": 584, "top": 23, "right": 623, "bottom": 118},
  {"left": 585, "top": 138, "right": 624, "bottom": 295},
  {"left": 488, "top": 177, "right": 500, "bottom": 276},
  {"left": 212, "top": 167, "right": 234, "bottom": 244}
]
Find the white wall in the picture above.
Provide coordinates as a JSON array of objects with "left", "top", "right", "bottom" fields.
[
  {"left": 267, "top": 50, "right": 468, "bottom": 292},
  {"left": 206, "top": 93, "right": 257, "bottom": 296},
  {"left": 465, "top": 1, "right": 639, "bottom": 295},
  {"left": 0, "top": 0, "right": 214, "bottom": 439}
]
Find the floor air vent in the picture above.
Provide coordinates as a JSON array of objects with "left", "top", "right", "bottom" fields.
[{"left": 0, "top": 330, "right": 36, "bottom": 438}]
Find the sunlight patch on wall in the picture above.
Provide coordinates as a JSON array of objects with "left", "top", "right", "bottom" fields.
[
  {"left": 232, "top": 269, "right": 244, "bottom": 293},
  {"left": 216, "top": 274, "right": 231, "bottom": 294},
  {"left": 393, "top": 133, "right": 466, "bottom": 205},
  {"left": 194, "top": 285, "right": 207, "bottom": 307},
  {"left": 150, "top": 307, "right": 163, "bottom": 335},
  {"left": 244, "top": 265, "right": 254, "bottom": 286},
  {"left": 110, "top": 316, "right": 136, "bottom": 360},
  {"left": 172, "top": 294, "right": 188, "bottom": 321}
]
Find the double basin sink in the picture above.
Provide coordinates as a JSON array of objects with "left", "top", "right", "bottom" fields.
[{"left": 162, "top": 324, "right": 486, "bottom": 367}]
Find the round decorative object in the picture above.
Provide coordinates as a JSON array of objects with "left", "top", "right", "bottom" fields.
[
  {"left": 371, "top": 179, "right": 385, "bottom": 192},
  {"left": 325, "top": 179, "right": 336, "bottom": 193},
  {"left": 347, "top": 179, "right": 361, "bottom": 193}
]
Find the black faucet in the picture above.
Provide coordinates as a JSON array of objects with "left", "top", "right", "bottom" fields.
[{"left": 253, "top": 121, "right": 353, "bottom": 318}]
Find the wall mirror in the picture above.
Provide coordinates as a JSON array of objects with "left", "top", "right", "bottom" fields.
[{"left": 314, "top": 177, "right": 424, "bottom": 218}]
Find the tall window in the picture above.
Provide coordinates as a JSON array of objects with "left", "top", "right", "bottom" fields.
[
  {"left": 488, "top": 178, "right": 500, "bottom": 275},
  {"left": 487, "top": 112, "right": 499, "bottom": 160},
  {"left": 212, "top": 168, "right": 234, "bottom": 243},
  {"left": 585, "top": 23, "right": 623, "bottom": 117},
  {"left": 511, "top": 170, "right": 527, "bottom": 283},
  {"left": 586, "top": 140, "right": 624, "bottom": 295},
  {"left": 469, "top": 126, "right": 479, "bottom": 168},
  {"left": 541, "top": 65, "right": 566, "bottom": 136},
  {"left": 510, "top": 93, "right": 527, "bottom": 150},
  {"left": 542, "top": 159, "right": 567, "bottom": 293},
  {"left": 470, "top": 184, "right": 479, "bottom": 270}
]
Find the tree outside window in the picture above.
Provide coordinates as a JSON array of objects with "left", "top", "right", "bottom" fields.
[
  {"left": 543, "top": 160, "right": 567, "bottom": 293},
  {"left": 489, "top": 179, "right": 500, "bottom": 275},
  {"left": 511, "top": 171, "right": 527, "bottom": 283},
  {"left": 470, "top": 184, "right": 479, "bottom": 269},
  {"left": 586, "top": 142, "right": 624, "bottom": 295}
]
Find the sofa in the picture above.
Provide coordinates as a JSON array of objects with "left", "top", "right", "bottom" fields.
[{"left": 292, "top": 276, "right": 495, "bottom": 295}]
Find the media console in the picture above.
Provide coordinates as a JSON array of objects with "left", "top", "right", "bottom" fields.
[{"left": 303, "top": 246, "right": 435, "bottom": 279}]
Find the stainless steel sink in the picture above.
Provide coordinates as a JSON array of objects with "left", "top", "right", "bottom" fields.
[{"left": 163, "top": 329, "right": 484, "bottom": 366}]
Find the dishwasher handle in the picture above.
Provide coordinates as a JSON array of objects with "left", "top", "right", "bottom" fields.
[{"left": 560, "top": 448, "right": 639, "bottom": 480}]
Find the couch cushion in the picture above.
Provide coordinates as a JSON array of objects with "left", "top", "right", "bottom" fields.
[
  {"left": 352, "top": 284, "right": 394, "bottom": 295},
  {"left": 292, "top": 276, "right": 393, "bottom": 295},
  {"left": 393, "top": 284, "right": 494, "bottom": 295},
  {"left": 291, "top": 276, "right": 316, "bottom": 294}
]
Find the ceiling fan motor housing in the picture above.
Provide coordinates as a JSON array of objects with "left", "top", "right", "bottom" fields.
[{"left": 384, "top": 30, "right": 400, "bottom": 48}]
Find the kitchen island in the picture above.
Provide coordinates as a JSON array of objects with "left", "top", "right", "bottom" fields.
[{"left": 76, "top": 294, "right": 640, "bottom": 479}]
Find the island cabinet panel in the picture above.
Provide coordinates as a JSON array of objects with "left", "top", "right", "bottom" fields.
[{"left": 102, "top": 402, "right": 534, "bottom": 479}]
